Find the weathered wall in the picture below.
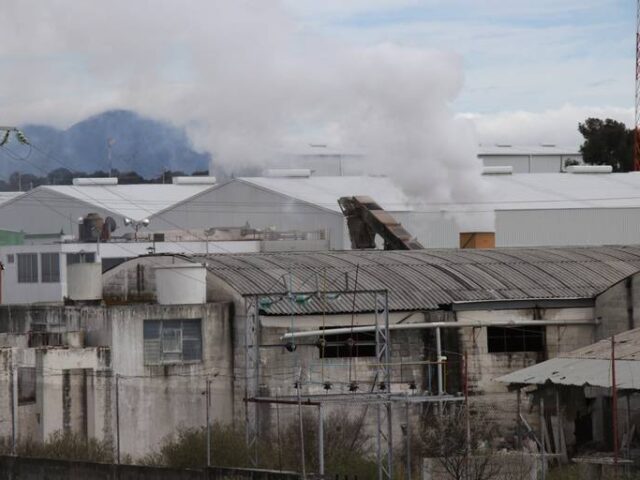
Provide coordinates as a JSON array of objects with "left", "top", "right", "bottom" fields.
[
  {"left": 0, "top": 456, "right": 301, "bottom": 480},
  {"left": 595, "top": 272, "right": 640, "bottom": 340}
]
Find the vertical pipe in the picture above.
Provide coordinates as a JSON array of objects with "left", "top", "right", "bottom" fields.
[
  {"left": 297, "top": 378, "right": 306, "bottom": 479},
  {"left": 627, "top": 394, "right": 632, "bottom": 459},
  {"left": 206, "top": 378, "right": 211, "bottom": 467},
  {"left": 516, "top": 389, "right": 522, "bottom": 449},
  {"left": 555, "top": 388, "right": 564, "bottom": 462},
  {"left": 436, "top": 328, "right": 443, "bottom": 396},
  {"left": 386, "top": 402, "right": 393, "bottom": 480},
  {"left": 115, "top": 374, "right": 121, "bottom": 465},
  {"left": 612, "top": 335, "right": 619, "bottom": 473},
  {"left": 376, "top": 403, "right": 382, "bottom": 480},
  {"left": 539, "top": 396, "right": 545, "bottom": 480},
  {"left": 318, "top": 404, "right": 325, "bottom": 477},
  {"left": 464, "top": 350, "right": 471, "bottom": 475},
  {"left": 405, "top": 395, "right": 411, "bottom": 480},
  {"left": 10, "top": 364, "right": 16, "bottom": 456}
]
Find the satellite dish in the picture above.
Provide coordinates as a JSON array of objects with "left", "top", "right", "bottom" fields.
[{"left": 104, "top": 216, "right": 117, "bottom": 232}]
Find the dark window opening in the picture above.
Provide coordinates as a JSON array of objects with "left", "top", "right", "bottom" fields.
[
  {"left": 18, "top": 367, "right": 36, "bottom": 405},
  {"left": 66, "top": 252, "right": 96, "bottom": 265},
  {"left": 487, "top": 326, "right": 545, "bottom": 353},
  {"left": 318, "top": 330, "right": 376, "bottom": 358}
]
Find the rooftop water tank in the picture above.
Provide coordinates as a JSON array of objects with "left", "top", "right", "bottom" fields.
[
  {"left": 78, "top": 213, "right": 104, "bottom": 242},
  {"left": 155, "top": 264, "right": 206, "bottom": 305},
  {"left": 67, "top": 263, "right": 103, "bottom": 301}
]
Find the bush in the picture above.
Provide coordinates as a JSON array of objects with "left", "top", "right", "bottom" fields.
[{"left": 0, "top": 431, "right": 114, "bottom": 463}]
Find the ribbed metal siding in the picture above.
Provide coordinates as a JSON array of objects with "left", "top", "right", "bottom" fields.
[{"left": 497, "top": 208, "right": 640, "bottom": 247}]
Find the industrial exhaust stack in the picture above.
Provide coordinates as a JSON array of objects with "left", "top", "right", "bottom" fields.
[{"left": 338, "top": 195, "right": 423, "bottom": 250}]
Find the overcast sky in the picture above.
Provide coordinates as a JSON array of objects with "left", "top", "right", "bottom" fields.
[{"left": 0, "top": 0, "right": 634, "bottom": 151}]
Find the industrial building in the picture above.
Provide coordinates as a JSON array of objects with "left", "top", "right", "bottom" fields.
[
  {"left": 2, "top": 245, "right": 640, "bottom": 464},
  {"left": 0, "top": 177, "right": 217, "bottom": 236},
  {"left": 154, "top": 169, "right": 640, "bottom": 249},
  {"left": 2, "top": 169, "right": 640, "bottom": 249},
  {"left": 478, "top": 144, "right": 582, "bottom": 173}
]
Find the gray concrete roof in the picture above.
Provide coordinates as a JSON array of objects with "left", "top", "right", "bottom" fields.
[
  {"left": 497, "top": 327, "right": 640, "bottom": 390},
  {"left": 195, "top": 246, "right": 640, "bottom": 314}
]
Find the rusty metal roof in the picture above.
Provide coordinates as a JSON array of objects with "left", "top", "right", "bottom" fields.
[
  {"left": 497, "top": 327, "right": 640, "bottom": 390},
  {"left": 193, "top": 246, "right": 640, "bottom": 314}
]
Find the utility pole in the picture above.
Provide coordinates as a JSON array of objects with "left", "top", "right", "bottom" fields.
[
  {"left": 612, "top": 335, "right": 619, "bottom": 475},
  {"left": 635, "top": 0, "right": 640, "bottom": 170}
]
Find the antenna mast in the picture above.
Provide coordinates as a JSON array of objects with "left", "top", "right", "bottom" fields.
[{"left": 635, "top": 0, "right": 640, "bottom": 170}]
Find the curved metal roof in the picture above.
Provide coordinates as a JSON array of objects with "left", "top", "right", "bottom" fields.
[{"left": 194, "top": 246, "right": 640, "bottom": 314}]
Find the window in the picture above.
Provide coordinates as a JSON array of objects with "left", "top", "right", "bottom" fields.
[
  {"left": 487, "top": 326, "right": 545, "bottom": 353},
  {"left": 41, "top": 253, "right": 60, "bottom": 283},
  {"left": 66, "top": 252, "right": 96, "bottom": 265},
  {"left": 17, "top": 253, "right": 38, "bottom": 283},
  {"left": 18, "top": 367, "right": 36, "bottom": 405},
  {"left": 143, "top": 319, "right": 202, "bottom": 365},
  {"left": 7, "top": 254, "right": 14, "bottom": 264},
  {"left": 318, "top": 330, "right": 376, "bottom": 358}
]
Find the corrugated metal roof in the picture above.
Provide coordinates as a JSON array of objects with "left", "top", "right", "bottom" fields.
[
  {"left": 497, "top": 328, "right": 640, "bottom": 390},
  {"left": 195, "top": 246, "right": 640, "bottom": 314},
  {"left": 41, "top": 184, "right": 212, "bottom": 221},
  {"left": 237, "top": 172, "right": 640, "bottom": 215}
]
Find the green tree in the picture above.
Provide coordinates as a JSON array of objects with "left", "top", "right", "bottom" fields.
[{"left": 578, "top": 118, "right": 634, "bottom": 172}]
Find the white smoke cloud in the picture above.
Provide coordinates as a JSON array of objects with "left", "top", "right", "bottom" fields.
[{"left": 0, "top": 0, "right": 482, "bottom": 203}]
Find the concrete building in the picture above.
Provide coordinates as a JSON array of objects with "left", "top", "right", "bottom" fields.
[
  {"left": 478, "top": 145, "right": 582, "bottom": 173},
  {"left": 2, "top": 246, "right": 640, "bottom": 461},
  {"left": 0, "top": 228, "right": 327, "bottom": 305}
]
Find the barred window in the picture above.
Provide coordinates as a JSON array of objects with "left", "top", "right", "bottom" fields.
[
  {"left": 17, "top": 253, "right": 38, "bottom": 283},
  {"left": 318, "top": 330, "right": 376, "bottom": 358},
  {"left": 143, "top": 319, "right": 202, "bottom": 365},
  {"left": 41, "top": 253, "right": 60, "bottom": 283}
]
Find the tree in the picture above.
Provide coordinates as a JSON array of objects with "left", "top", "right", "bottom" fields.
[{"left": 578, "top": 118, "right": 634, "bottom": 172}]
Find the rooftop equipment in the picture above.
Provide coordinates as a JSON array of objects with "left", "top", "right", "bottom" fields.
[
  {"left": 72, "top": 177, "right": 119, "bottom": 186},
  {"left": 482, "top": 166, "right": 513, "bottom": 175},
  {"left": 265, "top": 168, "right": 312, "bottom": 178},
  {"left": 338, "top": 195, "right": 423, "bottom": 250},
  {"left": 565, "top": 165, "right": 613, "bottom": 174},
  {"left": 172, "top": 176, "right": 217, "bottom": 185}
]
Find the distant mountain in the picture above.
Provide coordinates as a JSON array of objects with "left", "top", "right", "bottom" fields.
[{"left": 2, "top": 110, "right": 212, "bottom": 179}]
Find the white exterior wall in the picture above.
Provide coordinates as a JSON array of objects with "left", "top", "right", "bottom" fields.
[
  {"left": 152, "top": 181, "right": 347, "bottom": 249},
  {"left": 0, "top": 189, "right": 121, "bottom": 235},
  {"left": 496, "top": 207, "right": 640, "bottom": 247},
  {"left": 480, "top": 154, "right": 581, "bottom": 173}
]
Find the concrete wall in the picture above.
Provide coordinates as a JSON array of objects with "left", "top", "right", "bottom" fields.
[
  {"left": 0, "top": 301, "right": 234, "bottom": 459},
  {"left": 457, "top": 307, "right": 595, "bottom": 435},
  {"left": 0, "top": 456, "right": 300, "bottom": 480},
  {"left": 595, "top": 272, "right": 640, "bottom": 340},
  {"left": 151, "top": 181, "right": 347, "bottom": 249}
]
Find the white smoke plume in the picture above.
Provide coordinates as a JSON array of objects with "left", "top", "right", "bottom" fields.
[{"left": 0, "top": 0, "right": 482, "bottom": 204}]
